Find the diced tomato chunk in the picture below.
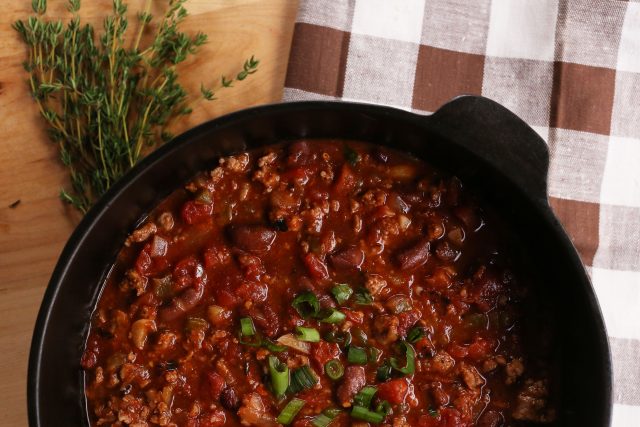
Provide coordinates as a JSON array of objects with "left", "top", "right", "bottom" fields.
[
  {"left": 181, "top": 200, "right": 213, "bottom": 225},
  {"left": 397, "top": 309, "right": 421, "bottom": 336},
  {"left": 311, "top": 341, "right": 341, "bottom": 372},
  {"left": 135, "top": 246, "right": 152, "bottom": 275},
  {"left": 172, "top": 256, "right": 201, "bottom": 291},
  {"left": 236, "top": 281, "right": 268, "bottom": 303},
  {"left": 333, "top": 164, "right": 357, "bottom": 194},
  {"left": 377, "top": 378, "right": 409, "bottom": 405},
  {"left": 447, "top": 343, "right": 469, "bottom": 359},
  {"left": 198, "top": 408, "right": 227, "bottom": 427},
  {"left": 216, "top": 288, "right": 240, "bottom": 308},
  {"left": 342, "top": 308, "right": 364, "bottom": 324},
  {"left": 467, "top": 338, "right": 493, "bottom": 360},
  {"left": 206, "top": 372, "right": 226, "bottom": 401},
  {"left": 203, "top": 244, "right": 230, "bottom": 269},
  {"left": 303, "top": 253, "right": 330, "bottom": 280}
]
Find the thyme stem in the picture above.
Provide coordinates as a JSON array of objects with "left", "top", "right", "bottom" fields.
[{"left": 13, "top": 0, "right": 259, "bottom": 213}]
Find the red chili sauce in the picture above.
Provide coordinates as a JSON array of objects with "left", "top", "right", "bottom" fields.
[{"left": 82, "top": 140, "right": 556, "bottom": 426}]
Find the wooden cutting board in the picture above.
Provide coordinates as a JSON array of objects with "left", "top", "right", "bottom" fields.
[{"left": 0, "top": 1, "right": 297, "bottom": 424}]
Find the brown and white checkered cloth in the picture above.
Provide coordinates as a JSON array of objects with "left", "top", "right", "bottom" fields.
[{"left": 283, "top": 1, "right": 640, "bottom": 424}]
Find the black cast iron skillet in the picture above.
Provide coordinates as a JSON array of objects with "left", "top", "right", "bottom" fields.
[{"left": 28, "top": 96, "right": 612, "bottom": 426}]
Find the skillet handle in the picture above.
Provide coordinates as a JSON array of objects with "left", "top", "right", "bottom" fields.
[{"left": 428, "top": 95, "right": 549, "bottom": 205}]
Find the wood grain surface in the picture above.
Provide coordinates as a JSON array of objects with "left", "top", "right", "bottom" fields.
[{"left": 0, "top": 1, "right": 297, "bottom": 424}]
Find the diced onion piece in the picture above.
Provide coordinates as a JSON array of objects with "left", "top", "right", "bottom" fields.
[
  {"left": 276, "top": 333, "right": 311, "bottom": 354},
  {"left": 207, "top": 305, "right": 231, "bottom": 326},
  {"left": 150, "top": 235, "right": 168, "bottom": 257},
  {"left": 385, "top": 295, "right": 412, "bottom": 314},
  {"left": 130, "top": 319, "right": 157, "bottom": 350}
]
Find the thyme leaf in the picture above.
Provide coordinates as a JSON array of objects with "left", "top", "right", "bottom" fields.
[{"left": 14, "top": 0, "right": 259, "bottom": 213}]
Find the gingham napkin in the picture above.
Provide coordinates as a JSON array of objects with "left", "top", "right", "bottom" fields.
[{"left": 283, "top": 1, "right": 640, "bottom": 425}]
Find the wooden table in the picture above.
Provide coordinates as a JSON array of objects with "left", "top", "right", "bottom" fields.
[{"left": 0, "top": 1, "right": 297, "bottom": 424}]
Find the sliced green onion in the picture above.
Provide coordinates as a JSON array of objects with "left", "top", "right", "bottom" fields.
[
  {"left": 324, "top": 330, "right": 352, "bottom": 348},
  {"left": 288, "top": 365, "right": 318, "bottom": 394},
  {"left": 390, "top": 341, "right": 416, "bottom": 375},
  {"left": 240, "top": 317, "right": 256, "bottom": 336},
  {"left": 376, "top": 361, "right": 392, "bottom": 381},
  {"left": 344, "top": 145, "right": 360, "bottom": 166},
  {"left": 353, "top": 386, "right": 377, "bottom": 408},
  {"left": 406, "top": 326, "right": 427, "bottom": 343},
  {"left": 239, "top": 336, "right": 262, "bottom": 347},
  {"left": 268, "top": 356, "right": 290, "bottom": 397},
  {"left": 319, "top": 309, "right": 346, "bottom": 324},
  {"left": 353, "top": 287, "right": 373, "bottom": 305},
  {"left": 277, "top": 398, "right": 306, "bottom": 425},
  {"left": 292, "top": 291, "right": 320, "bottom": 318},
  {"left": 375, "top": 400, "right": 392, "bottom": 416},
  {"left": 367, "top": 346, "right": 382, "bottom": 363},
  {"left": 347, "top": 346, "right": 368, "bottom": 365},
  {"left": 311, "top": 408, "right": 341, "bottom": 427},
  {"left": 428, "top": 407, "right": 439, "bottom": 417},
  {"left": 331, "top": 284, "right": 353, "bottom": 305},
  {"left": 351, "top": 406, "right": 384, "bottom": 423},
  {"left": 324, "top": 359, "right": 344, "bottom": 381},
  {"left": 296, "top": 326, "right": 320, "bottom": 342},
  {"left": 263, "top": 338, "right": 287, "bottom": 353},
  {"left": 323, "top": 408, "right": 342, "bottom": 418}
]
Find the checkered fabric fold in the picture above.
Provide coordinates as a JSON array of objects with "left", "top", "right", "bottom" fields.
[{"left": 283, "top": 1, "right": 640, "bottom": 425}]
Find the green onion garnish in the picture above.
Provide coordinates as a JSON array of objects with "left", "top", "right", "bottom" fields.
[
  {"left": 262, "top": 338, "right": 287, "bottom": 353},
  {"left": 375, "top": 400, "right": 392, "bottom": 416},
  {"left": 331, "top": 284, "right": 353, "bottom": 305},
  {"left": 324, "top": 359, "right": 344, "bottom": 381},
  {"left": 353, "top": 386, "right": 377, "bottom": 408},
  {"left": 324, "top": 330, "right": 352, "bottom": 348},
  {"left": 240, "top": 317, "right": 256, "bottom": 336},
  {"left": 344, "top": 145, "right": 361, "bottom": 166},
  {"left": 277, "top": 398, "right": 306, "bottom": 425},
  {"left": 296, "top": 326, "right": 320, "bottom": 342},
  {"left": 347, "top": 346, "right": 368, "bottom": 365},
  {"left": 320, "top": 309, "right": 346, "bottom": 324},
  {"left": 390, "top": 341, "right": 416, "bottom": 375},
  {"left": 406, "top": 326, "right": 427, "bottom": 343},
  {"left": 351, "top": 406, "right": 384, "bottom": 423},
  {"left": 353, "top": 287, "right": 373, "bottom": 305},
  {"left": 311, "top": 408, "right": 341, "bottom": 427},
  {"left": 292, "top": 291, "right": 320, "bottom": 318},
  {"left": 268, "top": 356, "right": 290, "bottom": 398},
  {"left": 288, "top": 365, "right": 318, "bottom": 394},
  {"left": 376, "top": 361, "right": 392, "bottom": 381},
  {"left": 367, "top": 346, "right": 382, "bottom": 363}
]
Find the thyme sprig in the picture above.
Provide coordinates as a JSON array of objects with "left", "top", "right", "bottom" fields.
[{"left": 13, "top": 0, "right": 259, "bottom": 213}]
